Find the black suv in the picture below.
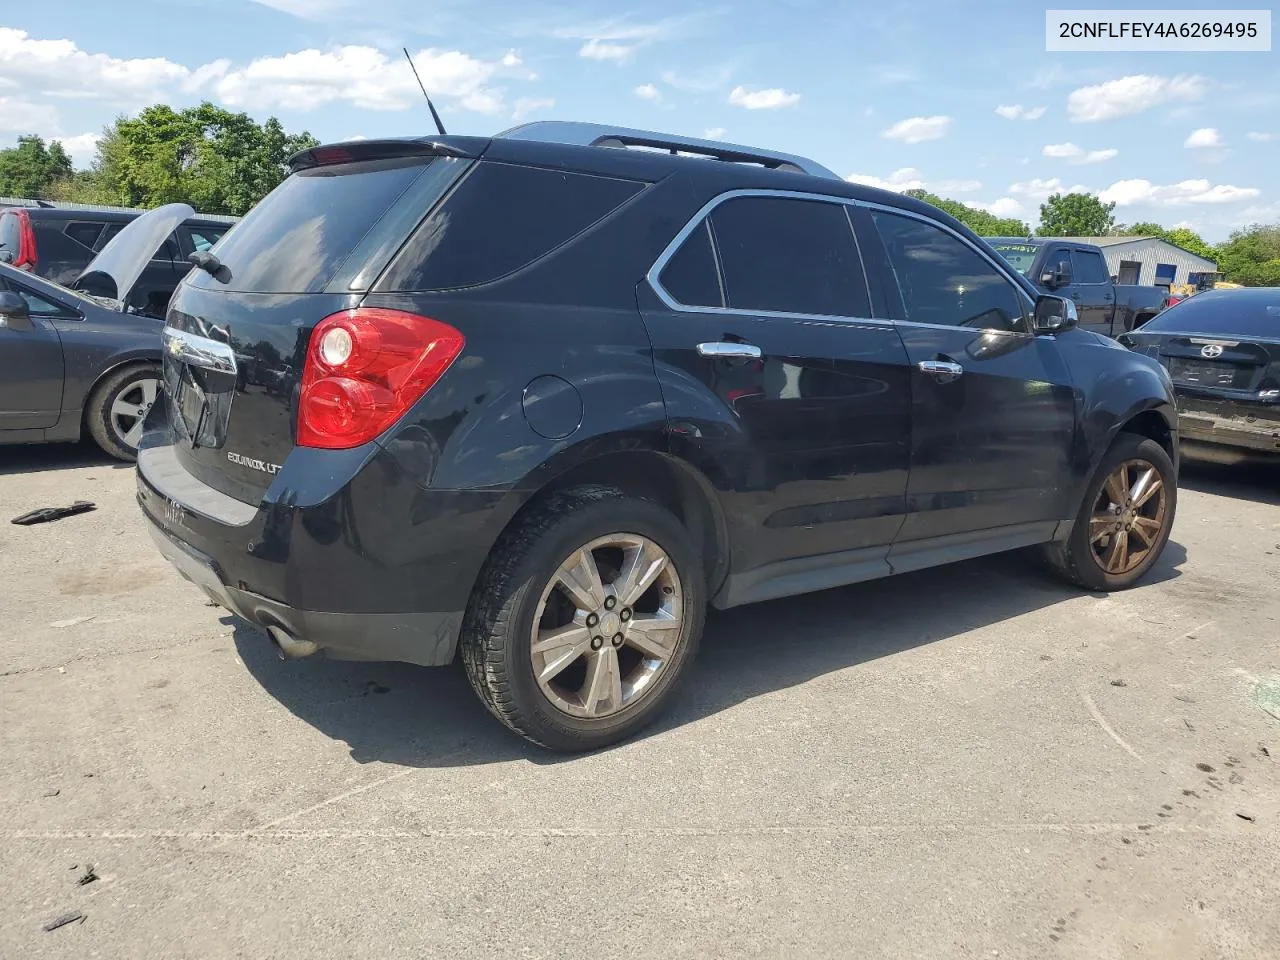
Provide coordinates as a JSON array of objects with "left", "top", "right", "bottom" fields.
[
  {"left": 0, "top": 205, "right": 233, "bottom": 316},
  {"left": 132, "top": 122, "right": 1180, "bottom": 751}
]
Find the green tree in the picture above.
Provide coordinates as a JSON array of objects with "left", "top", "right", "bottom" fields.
[
  {"left": 0, "top": 136, "right": 74, "bottom": 197},
  {"left": 90, "top": 102, "right": 318, "bottom": 216},
  {"left": 1214, "top": 223, "right": 1280, "bottom": 286},
  {"left": 1036, "top": 192, "right": 1116, "bottom": 236},
  {"left": 904, "top": 189, "right": 1032, "bottom": 237}
]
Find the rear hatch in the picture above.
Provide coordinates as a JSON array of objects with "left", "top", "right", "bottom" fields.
[{"left": 161, "top": 142, "right": 478, "bottom": 503}]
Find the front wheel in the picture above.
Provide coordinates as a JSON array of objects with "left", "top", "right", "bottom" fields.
[
  {"left": 1045, "top": 433, "right": 1177, "bottom": 591},
  {"left": 460, "top": 485, "right": 706, "bottom": 752}
]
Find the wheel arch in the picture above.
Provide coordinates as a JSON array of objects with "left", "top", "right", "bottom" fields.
[{"left": 79, "top": 354, "right": 162, "bottom": 435}]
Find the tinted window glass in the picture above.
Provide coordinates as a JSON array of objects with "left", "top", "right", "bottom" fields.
[
  {"left": 194, "top": 157, "right": 437, "bottom": 293},
  {"left": 188, "top": 228, "right": 225, "bottom": 252},
  {"left": 708, "top": 196, "right": 868, "bottom": 317},
  {"left": 1073, "top": 249, "right": 1110, "bottom": 284},
  {"left": 872, "top": 211, "right": 1026, "bottom": 332},
  {"left": 0, "top": 278, "right": 68, "bottom": 315},
  {"left": 659, "top": 220, "right": 723, "bottom": 307},
  {"left": 65, "top": 221, "right": 104, "bottom": 250},
  {"left": 98, "top": 223, "right": 125, "bottom": 248},
  {"left": 153, "top": 233, "right": 181, "bottom": 263},
  {"left": 1141, "top": 293, "right": 1280, "bottom": 339},
  {"left": 381, "top": 163, "right": 644, "bottom": 291}
]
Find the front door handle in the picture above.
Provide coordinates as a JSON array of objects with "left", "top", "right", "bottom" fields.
[
  {"left": 697, "top": 341, "right": 763, "bottom": 360},
  {"left": 917, "top": 359, "right": 964, "bottom": 381}
]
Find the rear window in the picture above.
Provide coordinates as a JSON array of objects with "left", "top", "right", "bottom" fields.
[
  {"left": 378, "top": 162, "right": 644, "bottom": 292},
  {"left": 989, "top": 242, "right": 1039, "bottom": 276},
  {"left": 189, "top": 157, "right": 443, "bottom": 294},
  {"left": 1141, "top": 293, "right": 1280, "bottom": 340}
]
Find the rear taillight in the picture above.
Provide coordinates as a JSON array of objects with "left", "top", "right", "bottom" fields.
[
  {"left": 297, "top": 307, "right": 464, "bottom": 449},
  {"left": 12, "top": 210, "right": 37, "bottom": 271}
]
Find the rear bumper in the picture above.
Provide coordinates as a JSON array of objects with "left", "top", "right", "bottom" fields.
[
  {"left": 135, "top": 439, "right": 494, "bottom": 667},
  {"left": 1176, "top": 394, "right": 1280, "bottom": 454}
]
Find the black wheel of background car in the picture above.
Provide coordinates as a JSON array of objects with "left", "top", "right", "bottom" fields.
[
  {"left": 460, "top": 485, "right": 706, "bottom": 752},
  {"left": 85, "top": 363, "right": 162, "bottom": 462},
  {"left": 1044, "top": 433, "right": 1177, "bottom": 591}
]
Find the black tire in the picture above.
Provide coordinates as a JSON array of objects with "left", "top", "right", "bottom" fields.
[
  {"left": 1044, "top": 433, "right": 1177, "bottom": 591},
  {"left": 85, "top": 363, "right": 162, "bottom": 462},
  {"left": 460, "top": 485, "right": 706, "bottom": 752}
]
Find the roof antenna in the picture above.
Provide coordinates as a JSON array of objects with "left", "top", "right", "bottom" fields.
[{"left": 403, "top": 47, "right": 447, "bottom": 136}]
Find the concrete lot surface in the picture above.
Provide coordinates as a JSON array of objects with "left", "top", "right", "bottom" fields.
[{"left": 1, "top": 444, "right": 1278, "bottom": 959}]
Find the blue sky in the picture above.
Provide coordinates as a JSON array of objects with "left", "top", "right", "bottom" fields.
[{"left": 1, "top": 0, "right": 1276, "bottom": 239}]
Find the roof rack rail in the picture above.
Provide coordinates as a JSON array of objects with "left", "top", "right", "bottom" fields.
[{"left": 493, "top": 121, "right": 841, "bottom": 180}]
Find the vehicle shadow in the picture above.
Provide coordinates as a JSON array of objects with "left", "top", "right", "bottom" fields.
[
  {"left": 1178, "top": 445, "right": 1280, "bottom": 507},
  {"left": 233, "top": 540, "right": 1186, "bottom": 768},
  {"left": 0, "top": 441, "right": 126, "bottom": 476}
]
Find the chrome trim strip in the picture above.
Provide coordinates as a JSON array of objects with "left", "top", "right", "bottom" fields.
[{"left": 163, "top": 326, "right": 237, "bottom": 375}]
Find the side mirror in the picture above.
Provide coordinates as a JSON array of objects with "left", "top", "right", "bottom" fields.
[
  {"left": 1032, "top": 295, "right": 1077, "bottom": 335},
  {"left": 0, "top": 290, "right": 33, "bottom": 329},
  {"left": 1038, "top": 270, "right": 1058, "bottom": 289}
]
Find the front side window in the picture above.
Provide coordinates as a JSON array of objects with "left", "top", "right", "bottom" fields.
[
  {"left": 1072, "top": 249, "right": 1110, "bottom": 284},
  {"left": 0, "top": 278, "right": 70, "bottom": 316},
  {"left": 705, "top": 195, "right": 869, "bottom": 317},
  {"left": 871, "top": 211, "right": 1027, "bottom": 332},
  {"left": 188, "top": 228, "right": 225, "bottom": 253}
]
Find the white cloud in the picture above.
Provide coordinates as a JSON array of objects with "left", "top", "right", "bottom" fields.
[
  {"left": 1042, "top": 142, "right": 1118, "bottom": 164},
  {"left": 512, "top": 96, "right": 554, "bottom": 121},
  {"left": 55, "top": 132, "right": 100, "bottom": 165},
  {"left": 0, "top": 27, "right": 190, "bottom": 104},
  {"left": 871, "top": 66, "right": 917, "bottom": 85},
  {"left": 845, "top": 168, "right": 980, "bottom": 194},
  {"left": 1099, "top": 178, "right": 1260, "bottom": 206},
  {"left": 579, "top": 39, "right": 632, "bottom": 62},
  {"left": 662, "top": 65, "right": 734, "bottom": 93},
  {"left": 0, "top": 96, "right": 99, "bottom": 167},
  {"left": 728, "top": 85, "right": 800, "bottom": 110},
  {"left": 995, "top": 104, "right": 1046, "bottom": 121},
  {"left": 881, "top": 115, "right": 951, "bottom": 143},
  {"left": 966, "top": 197, "right": 1027, "bottom": 219},
  {"left": 1010, "top": 177, "right": 1093, "bottom": 201},
  {"left": 0, "top": 95, "right": 48, "bottom": 132},
  {"left": 703, "top": 127, "right": 726, "bottom": 139},
  {"left": 633, "top": 83, "right": 661, "bottom": 102},
  {"left": 1184, "top": 127, "right": 1223, "bottom": 148},
  {"left": 1246, "top": 131, "right": 1277, "bottom": 142},
  {"left": 1067, "top": 74, "right": 1206, "bottom": 122},
  {"left": 502, "top": 51, "right": 522, "bottom": 68},
  {"left": 846, "top": 167, "right": 925, "bottom": 192},
  {"left": 215, "top": 46, "right": 507, "bottom": 114}
]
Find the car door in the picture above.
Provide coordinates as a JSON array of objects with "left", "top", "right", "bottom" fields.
[
  {"left": 853, "top": 206, "right": 1077, "bottom": 555},
  {"left": 0, "top": 277, "right": 67, "bottom": 430},
  {"left": 638, "top": 191, "right": 913, "bottom": 599},
  {"left": 1070, "top": 247, "right": 1116, "bottom": 336}
]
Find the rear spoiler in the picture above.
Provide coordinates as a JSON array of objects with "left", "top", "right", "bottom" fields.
[{"left": 288, "top": 137, "right": 490, "bottom": 172}]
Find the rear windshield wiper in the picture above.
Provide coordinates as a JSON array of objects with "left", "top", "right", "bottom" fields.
[{"left": 188, "top": 251, "right": 231, "bottom": 283}]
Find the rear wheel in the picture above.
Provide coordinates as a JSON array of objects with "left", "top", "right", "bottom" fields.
[
  {"left": 460, "top": 485, "right": 705, "bottom": 751},
  {"left": 86, "top": 363, "right": 161, "bottom": 462},
  {"left": 1045, "top": 433, "right": 1176, "bottom": 591}
]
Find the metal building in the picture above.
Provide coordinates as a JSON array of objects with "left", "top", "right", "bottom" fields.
[{"left": 1051, "top": 236, "right": 1219, "bottom": 290}]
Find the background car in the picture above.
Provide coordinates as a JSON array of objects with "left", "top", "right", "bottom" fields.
[
  {"left": 1119, "top": 288, "right": 1280, "bottom": 457},
  {"left": 0, "top": 204, "right": 234, "bottom": 318},
  {"left": 0, "top": 204, "right": 202, "bottom": 460}
]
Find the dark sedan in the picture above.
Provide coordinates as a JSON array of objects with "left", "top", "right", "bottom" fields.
[
  {"left": 0, "top": 204, "right": 200, "bottom": 461},
  {"left": 1120, "top": 288, "right": 1280, "bottom": 456}
]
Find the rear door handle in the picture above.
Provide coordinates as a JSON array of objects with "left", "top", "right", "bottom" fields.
[
  {"left": 917, "top": 359, "right": 964, "bottom": 381},
  {"left": 697, "top": 341, "right": 762, "bottom": 359}
]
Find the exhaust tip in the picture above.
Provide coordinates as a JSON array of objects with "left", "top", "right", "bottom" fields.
[{"left": 266, "top": 625, "right": 318, "bottom": 659}]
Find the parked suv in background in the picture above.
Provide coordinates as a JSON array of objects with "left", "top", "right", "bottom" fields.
[
  {"left": 132, "top": 122, "right": 1180, "bottom": 751},
  {"left": 0, "top": 205, "right": 233, "bottom": 317},
  {"left": 988, "top": 238, "right": 1167, "bottom": 338}
]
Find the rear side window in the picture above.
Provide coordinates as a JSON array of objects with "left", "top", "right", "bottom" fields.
[
  {"left": 190, "top": 157, "right": 441, "bottom": 294},
  {"left": 707, "top": 196, "right": 870, "bottom": 318},
  {"left": 380, "top": 163, "right": 644, "bottom": 291},
  {"left": 659, "top": 220, "right": 724, "bottom": 307},
  {"left": 1072, "top": 248, "right": 1110, "bottom": 284},
  {"left": 65, "top": 221, "right": 104, "bottom": 250}
]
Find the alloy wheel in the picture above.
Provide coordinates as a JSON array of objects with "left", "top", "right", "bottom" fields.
[
  {"left": 110, "top": 377, "right": 160, "bottom": 450},
  {"left": 1088, "top": 458, "right": 1169, "bottom": 576},
  {"left": 531, "top": 534, "right": 685, "bottom": 719}
]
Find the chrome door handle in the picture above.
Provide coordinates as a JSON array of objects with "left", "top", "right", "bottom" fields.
[
  {"left": 697, "top": 341, "right": 762, "bottom": 359},
  {"left": 917, "top": 359, "right": 963, "bottom": 379}
]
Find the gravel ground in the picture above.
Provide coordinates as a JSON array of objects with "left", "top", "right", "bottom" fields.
[{"left": 1, "top": 442, "right": 1278, "bottom": 959}]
